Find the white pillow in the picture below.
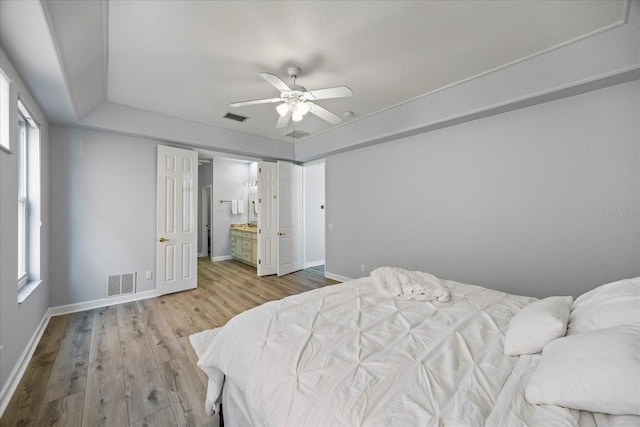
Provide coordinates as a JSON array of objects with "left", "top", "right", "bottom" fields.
[
  {"left": 568, "top": 277, "right": 640, "bottom": 335},
  {"left": 504, "top": 296, "right": 573, "bottom": 356},
  {"left": 525, "top": 325, "right": 640, "bottom": 415}
]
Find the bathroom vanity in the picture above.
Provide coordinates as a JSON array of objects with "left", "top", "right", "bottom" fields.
[{"left": 230, "top": 224, "right": 258, "bottom": 267}]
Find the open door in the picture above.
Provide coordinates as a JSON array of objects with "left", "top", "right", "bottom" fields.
[
  {"left": 277, "top": 161, "right": 303, "bottom": 276},
  {"left": 257, "top": 161, "right": 277, "bottom": 276},
  {"left": 156, "top": 145, "right": 198, "bottom": 295}
]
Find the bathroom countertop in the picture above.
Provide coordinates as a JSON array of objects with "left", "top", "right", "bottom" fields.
[{"left": 230, "top": 224, "right": 258, "bottom": 232}]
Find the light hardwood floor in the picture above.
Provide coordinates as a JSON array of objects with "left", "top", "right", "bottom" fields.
[{"left": 0, "top": 259, "right": 337, "bottom": 427}]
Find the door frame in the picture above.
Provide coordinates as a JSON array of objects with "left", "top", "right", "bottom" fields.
[{"left": 201, "top": 184, "right": 212, "bottom": 258}]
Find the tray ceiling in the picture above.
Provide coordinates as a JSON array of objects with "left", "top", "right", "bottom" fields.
[{"left": 0, "top": 0, "right": 629, "bottom": 144}]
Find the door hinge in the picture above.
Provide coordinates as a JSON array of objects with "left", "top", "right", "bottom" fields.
[
  {"left": 259, "top": 229, "right": 261, "bottom": 234},
  {"left": 259, "top": 259, "right": 261, "bottom": 265},
  {"left": 258, "top": 198, "right": 261, "bottom": 203},
  {"left": 259, "top": 168, "right": 262, "bottom": 173}
]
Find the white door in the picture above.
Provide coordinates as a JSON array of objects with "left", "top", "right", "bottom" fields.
[
  {"left": 257, "top": 161, "right": 277, "bottom": 276},
  {"left": 277, "top": 161, "right": 303, "bottom": 276},
  {"left": 156, "top": 145, "right": 198, "bottom": 295}
]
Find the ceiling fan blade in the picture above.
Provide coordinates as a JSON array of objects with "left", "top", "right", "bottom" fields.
[
  {"left": 260, "top": 72, "right": 292, "bottom": 92},
  {"left": 306, "top": 86, "right": 352, "bottom": 100},
  {"left": 230, "top": 97, "right": 281, "bottom": 108},
  {"left": 308, "top": 102, "right": 342, "bottom": 125},
  {"left": 276, "top": 110, "right": 292, "bottom": 128}
]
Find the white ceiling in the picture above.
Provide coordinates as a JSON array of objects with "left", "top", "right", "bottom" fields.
[{"left": 0, "top": 0, "right": 629, "bottom": 144}]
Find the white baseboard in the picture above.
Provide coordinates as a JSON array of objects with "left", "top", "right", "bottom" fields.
[
  {"left": 48, "top": 289, "right": 157, "bottom": 317},
  {"left": 197, "top": 252, "right": 204, "bottom": 257},
  {"left": 212, "top": 255, "right": 232, "bottom": 262},
  {"left": 324, "top": 271, "right": 352, "bottom": 283},
  {"left": 0, "top": 311, "right": 50, "bottom": 418},
  {"left": 304, "top": 260, "right": 325, "bottom": 269}
]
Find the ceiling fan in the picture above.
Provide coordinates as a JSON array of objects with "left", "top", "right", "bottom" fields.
[{"left": 230, "top": 66, "right": 352, "bottom": 128}]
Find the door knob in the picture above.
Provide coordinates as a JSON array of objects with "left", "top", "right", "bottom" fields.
[
  {"left": 277, "top": 232, "right": 285, "bottom": 236},
  {"left": 159, "top": 237, "right": 170, "bottom": 242}
]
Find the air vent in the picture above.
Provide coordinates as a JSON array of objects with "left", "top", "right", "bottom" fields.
[
  {"left": 107, "top": 275, "right": 120, "bottom": 297},
  {"left": 224, "top": 112, "right": 248, "bottom": 122},
  {"left": 284, "top": 130, "right": 310, "bottom": 139},
  {"left": 121, "top": 273, "right": 135, "bottom": 294},
  {"left": 106, "top": 273, "right": 137, "bottom": 297}
]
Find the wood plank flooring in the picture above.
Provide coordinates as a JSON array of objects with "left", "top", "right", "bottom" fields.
[{"left": 0, "top": 260, "right": 337, "bottom": 427}]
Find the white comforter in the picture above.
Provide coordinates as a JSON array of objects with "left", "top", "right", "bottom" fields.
[{"left": 196, "top": 277, "right": 616, "bottom": 426}]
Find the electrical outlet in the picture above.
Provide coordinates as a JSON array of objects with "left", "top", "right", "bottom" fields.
[
  {"left": 360, "top": 264, "right": 365, "bottom": 273},
  {"left": 145, "top": 271, "right": 152, "bottom": 280}
]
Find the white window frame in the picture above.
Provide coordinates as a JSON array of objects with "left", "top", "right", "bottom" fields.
[
  {"left": 17, "top": 114, "right": 28, "bottom": 288},
  {"left": 17, "top": 99, "right": 40, "bottom": 292}
]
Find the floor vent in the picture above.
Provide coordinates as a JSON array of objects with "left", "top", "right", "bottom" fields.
[
  {"left": 284, "top": 129, "right": 310, "bottom": 139},
  {"left": 107, "top": 273, "right": 136, "bottom": 297},
  {"left": 224, "top": 112, "right": 248, "bottom": 122}
]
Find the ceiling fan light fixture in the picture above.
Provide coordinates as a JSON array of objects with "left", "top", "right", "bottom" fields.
[
  {"left": 296, "top": 101, "right": 311, "bottom": 115},
  {"left": 276, "top": 102, "right": 290, "bottom": 117},
  {"left": 231, "top": 68, "right": 351, "bottom": 129}
]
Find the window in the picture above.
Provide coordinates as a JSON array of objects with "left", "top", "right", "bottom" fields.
[
  {"left": 17, "top": 115, "right": 28, "bottom": 287},
  {"left": 0, "top": 69, "right": 9, "bottom": 151},
  {"left": 17, "top": 99, "right": 40, "bottom": 292}
]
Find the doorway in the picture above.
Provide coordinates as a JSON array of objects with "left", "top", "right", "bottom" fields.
[
  {"left": 303, "top": 160, "right": 326, "bottom": 270},
  {"left": 194, "top": 154, "right": 322, "bottom": 280}
]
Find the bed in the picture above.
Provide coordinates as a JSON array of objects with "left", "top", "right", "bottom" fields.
[{"left": 192, "top": 269, "right": 640, "bottom": 426}]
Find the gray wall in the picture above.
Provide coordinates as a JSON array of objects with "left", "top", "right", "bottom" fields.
[
  {"left": 326, "top": 80, "right": 640, "bottom": 298},
  {"left": 0, "top": 49, "right": 50, "bottom": 394},
  {"left": 50, "top": 125, "right": 158, "bottom": 306}
]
